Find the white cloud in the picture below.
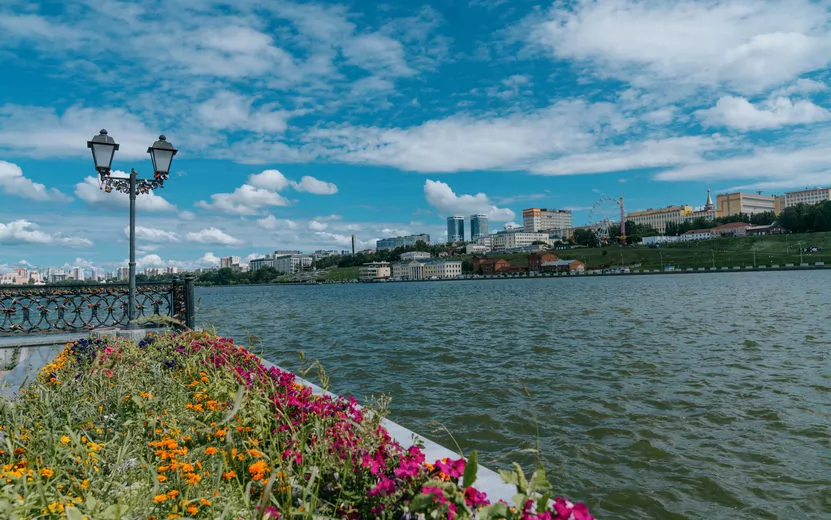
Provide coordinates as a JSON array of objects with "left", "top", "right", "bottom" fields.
[
  {"left": 0, "top": 219, "right": 92, "bottom": 247},
  {"left": 341, "top": 32, "right": 414, "bottom": 77},
  {"left": 185, "top": 228, "right": 244, "bottom": 246},
  {"left": 313, "top": 231, "right": 375, "bottom": 249},
  {"left": 199, "top": 252, "right": 221, "bottom": 266},
  {"left": 309, "top": 101, "right": 622, "bottom": 172},
  {"left": 771, "top": 78, "right": 828, "bottom": 97},
  {"left": 75, "top": 175, "right": 177, "bottom": 212},
  {"left": 530, "top": 136, "right": 728, "bottom": 175},
  {"left": 197, "top": 92, "right": 291, "bottom": 133},
  {"left": 698, "top": 96, "right": 831, "bottom": 130},
  {"left": 0, "top": 161, "right": 71, "bottom": 201},
  {"left": 292, "top": 176, "right": 338, "bottom": 194},
  {"left": 135, "top": 254, "right": 164, "bottom": 268},
  {"left": 655, "top": 144, "right": 831, "bottom": 189},
  {"left": 0, "top": 104, "right": 159, "bottom": 159},
  {"left": 196, "top": 184, "right": 290, "bottom": 215},
  {"left": 257, "top": 215, "right": 298, "bottom": 230},
  {"left": 531, "top": 0, "right": 831, "bottom": 93},
  {"left": 308, "top": 220, "right": 328, "bottom": 231},
  {"left": 424, "top": 180, "right": 515, "bottom": 221},
  {"left": 127, "top": 226, "right": 179, "bottom": 242},
  {"left": 179, "top": 211, "right": 196, "bottom": 220},
  {"left": 248, "top": 169, "right": 291, "bottom": 191}
]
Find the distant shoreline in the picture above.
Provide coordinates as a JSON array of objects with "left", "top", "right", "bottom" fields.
[{"left": 196, "top": 263, "right": 830, "bottom": 287}]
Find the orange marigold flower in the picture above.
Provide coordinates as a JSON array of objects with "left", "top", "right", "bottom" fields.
[
  {"left": 199, "top": 498, "right": 211, "bottom": 506},
  {"left": 39, "top": 468, "right": 54, "bottom": 478},
  {"left": 246, "top": 449, "right": 264, "bottom": 458},
  {"left": 157, "top": 475, "right": 167, "bottom": 482},
  {"left": 248, "top": 460, "right": 268, "bottom": 481},
  {"left": 167, "top": 490, "right": 179, "bottom": 498},
  {"left": 184, "top": 473, "right": 202, "bottom": 485},
  {"left": 215, "top": 429, "right": 227, "bottom": 438},
  {"left": 205, "top": 447, "right": 217, "bottom": 455},
  {"left": 222, "top": 471, "right": 236, "bottom": 480},
  {"left": 186, "top": 505, "right": 198, "bottom": 515},
  {"left": 153, "top": 494, "right": 167, "bottom": 503}
]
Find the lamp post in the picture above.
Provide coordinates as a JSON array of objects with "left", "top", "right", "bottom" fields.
[{"left": 87, "top": 129, "right": 177, "bottom": 329}]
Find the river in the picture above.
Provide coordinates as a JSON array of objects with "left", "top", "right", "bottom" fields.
[{"left": 196, "top": 271, "right": 831, "bottom": 519}]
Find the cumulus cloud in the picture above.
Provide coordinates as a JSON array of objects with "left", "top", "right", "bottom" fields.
[
  {"left": 0, "top": 219, "right": 93, "bottom": 247},
  {"left": 292, "top": 176, "right": 338, "bottom": 194},
  {"left": 135, "top": 254, "right": 164, "bottom": 268},
  {"left": 308, "top": 220, "right": 328, "bottom": 231},
  {"left": 423, "top": 180, "right": 515, "bottom": 221},
  {"left": 698, "top": 96, "right": 831, "bottom": 130},
  {"left": 0, "top": 161, "right": 71, "bottom": 201},
  {"left": 530, "top": 0, "right": 831, "bottom": 93},
  {"left": 197, "top": 92, "right": 291, "bottom": 133},
  {"left": 196, "top": 185, "right": 290, "bottom": 215},
  {"left": 257, "top": 215, "right": 298, "bottom": 230},
  {"left": 185, "top": 228, "right": 244, "bottom": 245},
  {"left": 249, "top": 169, "right": 291, "bottom": 191},
  {"left": 127, "top": 226, "right": 179, "bottom": 242},
  {"left": 75, "top": 175, "right": 177, "bottom": 212},
  {"left": 199, "top": 252, "right": 221, "bottom": 266}
]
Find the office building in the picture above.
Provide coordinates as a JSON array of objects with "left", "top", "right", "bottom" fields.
[
  {"left": 220, "top": 256, "right": 241, "bottom": 269},
  {"left": 522, "top": 208, "right": 573, "bottom": 232},
  {"left": 784, "top": 187, "right": 831, "bottom": 208},
  {"left": 491, "top": 230, "right": 549, "bottom": 250},
  {"left": 470, "top": 214, "right": 488, "bottom": 241},
  {"left": 627, "top": 205, "right": 693, "bottom": 234},
  {"left": 400, "top": 251, "right": 431, "bottom": 261},
  {"left": 359, "top": 262, "right": 391, "bottom": 281},
  {"left": 716, "top": 192, "right": 776, "bottom": 218},
  {"left": 376, "top": 234, "right": 430, "bottom": 251},
  {"left": 447, "top": 216, "right": 465, "bottom": 243},
  {"left": 273, "top": 254, "right": 312, "bottom": 274}
]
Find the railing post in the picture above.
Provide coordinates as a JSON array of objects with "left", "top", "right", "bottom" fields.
[{"left": 184, "top": 275, "right": 195, "bottom": 329}]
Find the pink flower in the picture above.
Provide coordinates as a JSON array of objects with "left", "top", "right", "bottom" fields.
[
  {"left": 368, "top": 478, "right": 396, "bottom": 497},
  {"left": 553, "top": 497, "right": 593, "bottom": 520},
  {"left": 463, "top": 486, "right": 490, "bottom": 507},
  {"left": 434, "top": 457, "right": 465, "bottom": 479}
]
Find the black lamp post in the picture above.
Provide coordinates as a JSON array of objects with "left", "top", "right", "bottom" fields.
[{"left": 87, "top": 129, "right": 178, "bottom": 329}]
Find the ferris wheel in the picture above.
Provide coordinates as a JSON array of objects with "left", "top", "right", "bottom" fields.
[{"left": 588, "top": 196, "right": 626, "bottom": 244}]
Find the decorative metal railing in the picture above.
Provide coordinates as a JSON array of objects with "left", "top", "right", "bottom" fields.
[{"left": 0, "top": 277, "right": 195, "bottom": 335}]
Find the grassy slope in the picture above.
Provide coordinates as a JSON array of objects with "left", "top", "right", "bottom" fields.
[
  {"left": 318, "top": 266, "right": 360, "bottom": 281},
  {"left": 546, "top": 231, "right": 831, "bottom": 270}
]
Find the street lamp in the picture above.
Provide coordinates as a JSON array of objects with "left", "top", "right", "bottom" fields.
[{"left": 86, "top": 129, "right": 178, "bottom": 329}]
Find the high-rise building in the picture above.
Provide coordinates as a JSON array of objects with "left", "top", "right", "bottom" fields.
[
  {"left": 376, "top": 234, "right": 431, "bottom": 251},
  {"left": 117, "top": 267, "right": 129, "bottom": 281},
  {"left": 716, "top": 192, "right": 776, "bottom": 218},
  {"left": 351, "top": 234, "right": 357, "bottom": 255},
  {"left": 220, "top": 256, "right": 241, "bottom": 269},
  {"left": 447, "top": 216, "right": 465, "bottom": 243},
  {"left": 522, "top": 208, "right": 573, "bottom": 232},
  {"left": 470, "top": 214, "right": 488, "bottom": 241},
  {"left": 273, "top": 254, "right": 313, "bottom": 274},
  {"left": 784, "top": 187, "right": 831, "bottom": 208},
  {"left": 70, "top": 267, "right": 85, "bottom": 281}
]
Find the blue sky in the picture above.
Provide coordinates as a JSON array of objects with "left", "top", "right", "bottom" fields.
[{"left": 2, "top": 0, "right": 831, "bottom": 271}]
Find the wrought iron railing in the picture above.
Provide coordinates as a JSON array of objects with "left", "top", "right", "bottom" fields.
[{"left": 0, "top": 276, "right": 195, "bottom": 335}]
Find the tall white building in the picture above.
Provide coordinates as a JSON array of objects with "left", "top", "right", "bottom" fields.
[
  {"left": 784, "top": 187, "right": 831, "bottom": 208},
  {"left": 220, "top": 256, "right": 241, "bottom": 269},
  {"left": 71, "top": 267, "right": 85, "bottom": 281},
  {"left": 522, "top": 208, "right": 573, "bottom": 232},
  {"left": 273, "top": 254, "right": 313, "bottom": 274},
  {"left": 491, "top": 230, "right": 550, "bottom": 250}
]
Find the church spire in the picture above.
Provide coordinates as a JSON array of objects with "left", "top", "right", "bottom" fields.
[{"left": 704, "top": 188, "right": 714, "bottom": 211}]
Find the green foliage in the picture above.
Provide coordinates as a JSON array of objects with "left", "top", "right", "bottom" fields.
[{"left": 779, "top": 201, "right": 831, "bottom": 233}]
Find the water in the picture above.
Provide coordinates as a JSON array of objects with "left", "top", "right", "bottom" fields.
[{"left": 196, "top": 272, "right": 831, "bottom": 519}]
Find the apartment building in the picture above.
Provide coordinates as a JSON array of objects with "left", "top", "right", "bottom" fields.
[
  {"left": 784, "top": 187, "right": 831, "bottom": 208},
  {"left": 716, "top": 192, "right": 776, "bottom": 218},
  {"left": 491, "top": 230, "right": 550, "bottom": 250},
  {"left": 522, "top": 208, "right": 573, "bottom": 232},
  {"left": 627, "top": 205, "right": 694, "bottom": 233}
]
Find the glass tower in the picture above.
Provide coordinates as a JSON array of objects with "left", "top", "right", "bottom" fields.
[
  {"left": 447, "top": 216, "right": 465, "bottom": 243},
  {"left": 470, "top": 214, "right": 488, "bottom": 241}
]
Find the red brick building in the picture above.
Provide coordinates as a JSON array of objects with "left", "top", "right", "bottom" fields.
[
  {"left": 473, "top": 258, "right": 511, "bottom": 274},
  {"left": 528, "top": 253, "right": 559, "bottom": 271}
]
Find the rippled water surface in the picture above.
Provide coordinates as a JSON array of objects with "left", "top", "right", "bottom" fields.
[{"left": 197, "top": 272, "right": 831, "bottom": 519}]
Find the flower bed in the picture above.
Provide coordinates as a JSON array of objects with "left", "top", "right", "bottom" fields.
[{"left": 0, "top": 331, "right": 592, "bottom": 519}]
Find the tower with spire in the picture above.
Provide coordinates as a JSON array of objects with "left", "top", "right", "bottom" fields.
[{"left": 704, "top": 188, "right": 715, "bottom": 212}]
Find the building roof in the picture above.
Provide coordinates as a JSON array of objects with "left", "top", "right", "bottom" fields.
[
  {"left": 713, "top": 222, "right": 751, "bottom": 230},
  {"left": 684, "top": 228, "right": 712, "bottom": 234}
]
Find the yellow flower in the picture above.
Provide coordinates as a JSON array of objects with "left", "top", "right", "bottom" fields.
[
  {"left": 60, "top": 436, "right": 70, "bottom": 444},
  {"left": 81, "top": 479, "right": 90, "bottom": 489},
  {"left": 39, "top": 468, "right": 54, "bottom": 478}
]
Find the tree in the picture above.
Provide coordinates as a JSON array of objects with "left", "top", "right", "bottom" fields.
[
  {"left": 573, "top": 228, "right": 597, "bottom": 247},
  {"left": 750, "top": 211, "right": 776, "bottom": 225}
]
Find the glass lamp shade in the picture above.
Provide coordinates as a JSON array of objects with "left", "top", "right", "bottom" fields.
[
  {"left": 148, "top": 135, "right": 177, "bottom": 175},
  {"left": 87, "top": 129, "right": 119, "bottom": 174}
]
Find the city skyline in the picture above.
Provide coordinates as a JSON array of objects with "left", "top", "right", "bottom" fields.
[{"left": 3, "top": 1, "right": 831, "bottom": 271}]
